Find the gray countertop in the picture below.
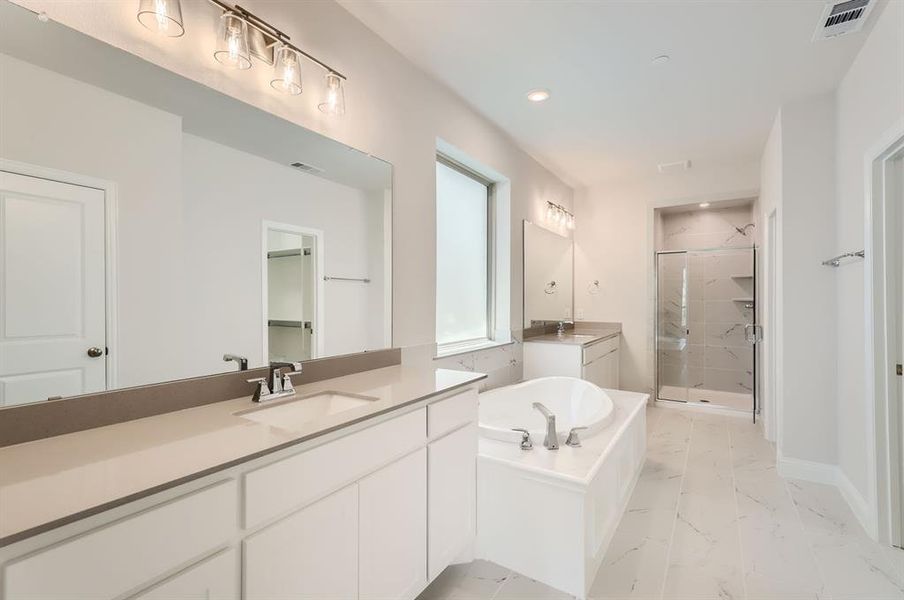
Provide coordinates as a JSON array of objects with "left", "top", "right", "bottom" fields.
[
  {"left": 524, "top": 324, "right": 621, "bottom": 347},
  {"left": 0, "top": 366, "right": 485, "bottom": 546}
]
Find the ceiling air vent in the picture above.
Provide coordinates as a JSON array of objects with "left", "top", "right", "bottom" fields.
[
  {"left": 813, "top": 0, "right": 875, "bottom": 41},
  {"left": 289, "top": 161, "right": 325, "bottom": 174}
]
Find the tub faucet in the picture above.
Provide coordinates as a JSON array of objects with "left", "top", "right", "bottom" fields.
[{"left": 532, "top": 402, "right": 559, "bottom": 450}]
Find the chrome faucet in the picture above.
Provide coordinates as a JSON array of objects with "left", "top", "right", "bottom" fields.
[
  {"left": 556, "top": 321, "right": 566, "bottom": 336},
  {"left": 223, "top": 353, "right": 248, "bottom": 371},
  {"left": 532, "top": 402, "right": 559, "bottom": 450},
  {"left": 248, "top": 362, "right": 303, "bottom": 403}
]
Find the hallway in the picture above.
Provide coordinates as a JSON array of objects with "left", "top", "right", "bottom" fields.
[{"left": 421, "top": 406, "right": 904, "bottom": 599}]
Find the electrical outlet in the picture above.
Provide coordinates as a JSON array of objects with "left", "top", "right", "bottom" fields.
[{"left": 577, "top": 308, "right": 585, "bottom": 320}]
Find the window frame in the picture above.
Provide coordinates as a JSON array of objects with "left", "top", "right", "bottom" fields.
[{"left": 435, "top": 154, "right": 497, "bottom": 352}]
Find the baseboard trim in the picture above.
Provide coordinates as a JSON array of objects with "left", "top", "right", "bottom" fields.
[{"left": 777, "top": 456, "right": 877, "bottom": 539}]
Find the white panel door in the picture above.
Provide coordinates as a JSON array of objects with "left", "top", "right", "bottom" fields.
[
  {"left": 359, "top": 448, "right": 427, "bottom": 600},
  {"left": 428, "top": 423, "right": 477, "bottom": 580},
  {"left": 244, "top": 484, "right": 358, "bottom": 600},
  {"left": 0, "top": 171, "right": 106, "bottom": 406}
]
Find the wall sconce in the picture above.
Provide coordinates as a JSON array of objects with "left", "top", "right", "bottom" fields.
[
  {"left": 545, "top": 201, "right": 575, "bottom": 230},
  {"left": 136, "top": 0, "right": 349, "bottom": 114}
]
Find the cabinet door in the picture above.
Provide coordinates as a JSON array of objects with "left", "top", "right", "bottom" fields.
[
  {"left": 360, "top": 449, "right": 427, "bottom": 600},
  {"left": 134, "top": 549, "right": 238, "bottom": 600},
  {"left": 244, "top": 485, "right": 358, "bottom": 600},
  {"left": 428, "top": 423, "right": 477, "bottom": 580}
]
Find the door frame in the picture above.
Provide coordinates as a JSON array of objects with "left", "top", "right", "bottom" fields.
[
  {"left": 763, "top": 209, "right": 779, "bottom": 443},
  {"left": 261, "top": 221, "right": 325, "bottom": 361},
  {"left": 868, "top": 121, "right": 904, "bottom": 545},
  {"left": 0, "top": 158, "right": 119, "bottom": 391}
]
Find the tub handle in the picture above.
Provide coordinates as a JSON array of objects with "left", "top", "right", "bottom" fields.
[
  {"left": 511, "top": 428, "right": 533, "bottom": 450},
  {"left": 566, "top": 426, "right": 588, "bottom": 448}
]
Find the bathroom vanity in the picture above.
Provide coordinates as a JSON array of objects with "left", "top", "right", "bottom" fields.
[
  {"left": 0, "top": 366, "right": 483, "bottom": 600},
  {"left": 523, "top": 325, "right": 621, "bottom": 389}
]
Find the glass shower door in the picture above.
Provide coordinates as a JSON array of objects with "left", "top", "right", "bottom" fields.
[{"left": 657, "top": 252, "right": 690, "bottom": 402}]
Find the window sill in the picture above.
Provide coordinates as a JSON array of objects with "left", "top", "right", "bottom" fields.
[{"left": 434, "top": 338, "right": 514, "bottom": 360}]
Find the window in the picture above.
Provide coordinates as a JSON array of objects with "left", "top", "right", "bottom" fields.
[{"left": 436, "top": 156, "right": 495, "bottom": 351}]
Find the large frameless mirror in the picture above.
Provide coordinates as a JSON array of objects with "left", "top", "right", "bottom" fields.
[
  {"left": 522, "top": 221, "right": 573, "bottom": 327},
  {"left": 0, "top": 0, "right": 392, "bottom": 408}
]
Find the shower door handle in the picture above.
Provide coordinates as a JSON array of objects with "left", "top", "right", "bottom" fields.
[{"left": 745, "top": 324, "right": 763, "bottom": 343}]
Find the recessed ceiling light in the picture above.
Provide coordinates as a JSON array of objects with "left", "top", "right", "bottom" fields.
[
  {"left": 651, "top": 54, "right": 670, "bottom": 66},
  {"left": 527, "top": 88, "right": 551, "bottom": 102},
  {"left": 699, "top": 202, "right": 711, "bottom": 208}
]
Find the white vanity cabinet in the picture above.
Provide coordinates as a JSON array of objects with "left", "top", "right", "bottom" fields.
[
  {"left": 428, "top": 423, "right": 477, "bottom": 580},
  {"left": 244, "top": 485, "right": 359, "bottom": 600},
  {"left": 523, "top": 335, "right": 620, "bottom": 389},
  {"left": 134, "top": 549, "right": 238, "bottom": 600},
  {"left": 0, "top": 385, "right": 479, "bottom": 600},
  {"left": 359, "top": 448, "right": 428, "bottom": 600}
]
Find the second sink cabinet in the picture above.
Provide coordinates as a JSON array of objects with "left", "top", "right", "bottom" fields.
[
  {"left": 0, "top": 385, "right": 479, "bottom": 600},
  {"left": 523, "top": 335, "right": 620, "bottom": 389}
]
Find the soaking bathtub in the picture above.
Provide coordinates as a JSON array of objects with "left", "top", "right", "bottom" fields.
[
  {"left": 478, "top": 376, "right": 615, "bottom": 446},
  {"left": 475, "top": 378, "right": 648, "bottom": 600}
]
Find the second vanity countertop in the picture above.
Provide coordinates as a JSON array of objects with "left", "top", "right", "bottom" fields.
[
  {"left": 0, "top": 366, "right": 485, "bottom": 546},
  {"left": 524, "top": 323, "right": 621, "bottom": 347}
]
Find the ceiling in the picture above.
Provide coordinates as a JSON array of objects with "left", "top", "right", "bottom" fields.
[{"left": 339, "top": 0, "right": 877, "bottom": 187}]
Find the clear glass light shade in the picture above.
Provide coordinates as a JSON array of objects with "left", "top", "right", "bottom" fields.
[
  {"left": 214, "top": 13, "right": 251, "bottom": 70},
  {"left": 271, "top": 45, "right": 302, "bottom": 95},
  {"left": 137, "top": 0, "right": 184, "bottom": 37},
  {"left": 318, "top": 72, "right": 346, "bottom": 116},
  {"left": 545, "top": 203, "right": 556, "bottom": 222},
  {"left": 567, "top": 214, "right": 575, "bottom": 229}
]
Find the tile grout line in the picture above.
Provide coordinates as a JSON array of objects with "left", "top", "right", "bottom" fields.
[
  {"left": 657, "top": 412, "right": 695, "bottom": 600},
  {"left": 726, "top": 423, "right": 749, "bottom": 600}
]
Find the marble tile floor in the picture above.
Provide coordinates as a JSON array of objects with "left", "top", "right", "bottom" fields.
[{"left": 418, "top": 405, "right": 904, "bottom": 600}]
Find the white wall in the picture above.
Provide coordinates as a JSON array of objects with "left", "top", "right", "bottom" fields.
[
  {"left": 0, "top": 52, "right": 188, "bottom": 388},
  {"left": 574, "top": 161, "right": 760, "bottom": 393},
  {"left": 776, "top": 92, "right": 838, "bottom": 466},
  {"left": 182, "top": 134, "right": 386, "bottom": 366},
  {"left": 13, "top": 0, "right": 575, "bottom": 391},
  {"left": 835, "top": 0, "right": 904, "bottom": 502}
]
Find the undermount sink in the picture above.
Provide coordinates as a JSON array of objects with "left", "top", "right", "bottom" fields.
[{"left": 236, "top": 392, "right": 378, "bottom": 430}]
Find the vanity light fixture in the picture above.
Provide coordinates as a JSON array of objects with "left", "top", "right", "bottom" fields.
[
  {"left": 137, "top": 0, "right": 184, "bottom": 37},
  {"left": 271, "top": 44, "right": 302, "bottom": 95},
  {"left": 699, "top": 202, "right": 711, "bottom": 208},
  {"left": 137, "top": 0, "right": 349, "bottom": 113},
  {"left": 214, "top": 12, "right": 252, "bottom": 69},
  {"left": 318, "top": 72, "right": 346, "bottom": 116},
  {"left": 545, "top": 201, "right": 575, "bottom": 230}
]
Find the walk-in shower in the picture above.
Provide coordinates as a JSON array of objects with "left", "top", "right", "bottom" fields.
[{"left": 655, "top": 247, "right": 757, "bottom": 415}]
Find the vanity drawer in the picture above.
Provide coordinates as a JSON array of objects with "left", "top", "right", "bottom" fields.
[
  {"left": 3, "top": 480, "right": 237, "bottom": 600},
  {"left": 427, "top": 389, "right": 478, "bottom": 439},
  {"left": 583, "top": 336, "right": 618, "bottom": 365},
  {"left": 244, "top": 408, "right": 426, "bottom": 529}
]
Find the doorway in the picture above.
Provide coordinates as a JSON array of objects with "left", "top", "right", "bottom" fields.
[
  {"left": 655, "top": 247, "right": 758, "bottom": 416},
  {"left": 262, "top": 222, "right": 325, "bottom": 363},
  {"left": 871, "top": 130, "right": 904, "bottom": 547},
  {"left": 0, "top": 165, "right": 113, "bottom": 407}
]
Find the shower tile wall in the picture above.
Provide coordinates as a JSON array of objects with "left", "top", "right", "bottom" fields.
[{"left": 658, "top": 204, "right": 755, "bottom": 406}]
